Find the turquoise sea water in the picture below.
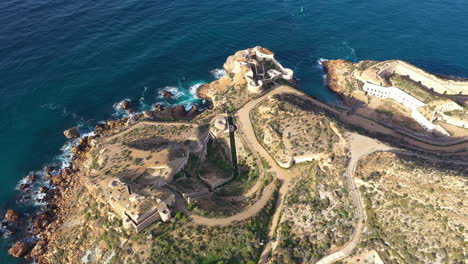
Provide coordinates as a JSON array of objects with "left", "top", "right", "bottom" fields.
[{"left": 1, "top": 0, "right": 468, "bottom": 262}]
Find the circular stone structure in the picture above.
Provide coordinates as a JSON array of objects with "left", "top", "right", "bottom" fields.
[
  {"left": 108, "top": 178, "right": 121, "bottom": 188},
  {"left": 282, "top": 68, "right": 294, "bottom": 80},
  {"left": 123, "top": 216, "right": 133, "bottom": 229},
  {"left": 214, "top": 117, "right": 227, "bottom": 131},
  {"left": 159, "top": 208, "right": 171, "bottom": 222},
  {"left": 248, "top": 79, "right": 263, "bottom": 93}
]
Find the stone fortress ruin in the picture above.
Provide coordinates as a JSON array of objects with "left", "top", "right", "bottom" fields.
[
  {"left": 359, "top": 60, "right": 468, "bottom": 136},
  {"left": 84, "top": 114, "right": 238, "bottom": 232},
  {"left": 226, "top": 46, "right": 294, "bottom": 93},
  {"left": 363, "top": 82, "right": 450, "bottom": 135},
  {"left": 85, "top": 122, "right": 209, "bottom": 232}
]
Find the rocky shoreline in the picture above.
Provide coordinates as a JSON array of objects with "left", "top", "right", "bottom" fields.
[
  {"left": 5, "top": 46, "right": 279, "bottom": 262},
  {"left": 321, "top": 59, "right": 353, "bottom": 94},
  {"left": 4, "top": 97, "right": 211, "bottom": 262}
]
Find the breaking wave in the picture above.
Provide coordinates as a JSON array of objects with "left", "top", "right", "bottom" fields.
[
  {"left": 343, "top": 41, "right": 357, "bottom": 63},
  {"left": 211, "top": 68, "right": 226, "bottom": 79},
  {"left": 158, "top": 86, "right": 184, "bottom": 99},
  {"left": 189, "top": 82, "right": 204, "bottom": 98},
  {"left": 40, "top": 103, "right": 83, "bottom": 122},
  {"left": 317, "top": 58, "right": 329, "bottom": 85}
]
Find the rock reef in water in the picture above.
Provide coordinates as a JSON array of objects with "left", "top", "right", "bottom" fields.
[
  {"left": 120, "top": 99, "right": 133, "bottom": 110},
  {"left": 63, "top": 127, "right": 80, "bottom": 139},
  {"left": 161, "top": 90, "right": 175, "bottom": 98},
  {"left": 5, "top": 209, "right": 20, "bottom": 223},
  {"left": 8, "top": 241, "right": 30, "bottom": 258}
]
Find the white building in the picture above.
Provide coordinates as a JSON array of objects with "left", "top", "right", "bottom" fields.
[
  {"left": 363, "top": 82, "right": 449, "bottom": 135},
  {"left": 363, "top": 83, "right": 425, "bottom": 110}
]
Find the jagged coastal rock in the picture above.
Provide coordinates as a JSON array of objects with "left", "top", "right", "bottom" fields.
[
  {"left": 120, "top": 99, "right": 133, "bottom": 110},
  {"left": 63, "top": 127, "right": 80, "bottom": 139},
  {"left": 196, "top": 46, "right": 295, "bottom": 106},
  {"left": 5, "top": 209, "right": 20, "bottom": 223},
  {"left": 8, "top": 241, "right": 30, "bottom": 258},
  {"left": 161, "top": 90, "right": 174, "bottom": 98},
  {"left": 322, "top": 59, "right": 356, "bottom": 95}
]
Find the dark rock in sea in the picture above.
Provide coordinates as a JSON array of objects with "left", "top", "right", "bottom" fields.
[
  {"left": 8, "top": 241, "right": 31, "bottom": 258},
  {"left": 6, "top": 226, "right": 17, "bottom": 235},
  {"left": 120, "top": 99, "right": 133, "bottom": 110},
  {"left": 63, "top": 127, "right": 80, "bottom": 139},
  {"left": 18, "top": 184, "right": 30, "bottom": 191},
  {"left": 39, "top": 186, "right": 49, "bottom": 193},
  {"left": 28, "top": 174, "right": 37, "bottom": 183},
  {"left": 5, "top": 209, "right": 21, "bottom": 223},
  {"left": 154, "top": 104, "right": 164, "bottom": 111},
  {"left": 162, "top": 90, "right": 174, "bottom": 98},
  {"left": 45, "top": 166, "right": 60, "bottom": 179},
  {"left": 5, "top": 227, "right": 14, "bottom": 235}
]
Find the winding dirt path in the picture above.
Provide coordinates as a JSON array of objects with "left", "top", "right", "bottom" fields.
[
  {"left": 189, "top": 181, "right": 277, "bottom": 226},
  {"left": 170, "top": 85, "right": 465, "bottom": 262},
  {"left": 315, "top": 133, "right": 392, "bottom": 264},
  {"left": 244, "top": 85, "right": 468, "bottom": 153},
  {"left": 177, "top": 91, "right": 294, "bottom": 227}
]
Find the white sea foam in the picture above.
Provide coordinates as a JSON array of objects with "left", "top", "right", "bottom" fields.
[
  {"left": 189, "top": 82, "right": 204, "bottom": 98},
  {"left": 138, "top": 87, "right": 152, "bottom": 111},
  {"left": 211, "top": 68, "right": 226, "bottom": 79},
  {"left": 41, "top": 103, "right": 81, "bottom": 120},
  {"left": 158, "top": 86, "right": 183, "bottom": 99},
  {"left": 317, "top": 58, "right": 329, "bottom": 85},
  {"left": 57, "top": 139, "right": 77, "bottom": 168},
  {"left": 317, "top": 58, "right": 329, "bottom": 67},
  {"left": 139, "top": 86, "right": 148, "bottom": 102},
  {"left": 182, "top": 103, "right": 195, "bottom": 111},
  {"left": 343, "top": 41, "right": 357, "bottom": 63},
  {"left": 112, "top": 98, "right": 132, "bottom": 118}
]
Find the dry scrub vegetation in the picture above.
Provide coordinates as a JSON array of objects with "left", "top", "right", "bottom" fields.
[
  {"left": 271, "top": 157, "right": 356, "bottom": 263},
  {"left": 251, "top": 94, "right": 343, "bottom": 166},
  {"left": 353, "top": 152, "right": 467, "bottom": 264}
]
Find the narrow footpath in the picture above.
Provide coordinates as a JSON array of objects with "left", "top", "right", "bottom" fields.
[{"left": 316, "top": 133, "right": 393, "bottom": 264}]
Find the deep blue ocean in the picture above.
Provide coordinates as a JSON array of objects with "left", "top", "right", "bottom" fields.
[{"left": 1, "top": 0, "right": 468, "bottom": 262}]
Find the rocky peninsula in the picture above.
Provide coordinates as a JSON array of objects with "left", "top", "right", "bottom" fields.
[
  {"left": 5, "top": 48, "right": 467, "bottom": 264},
  {"left": 322, "top": 59, "right": 468, "bottom": 137}
]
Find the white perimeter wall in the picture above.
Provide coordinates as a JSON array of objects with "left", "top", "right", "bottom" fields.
[
  {"left": 363, "top": 83, "right": 425, "bottom": 110},
  {"left": 363, "top": 82, "right": 442, "bottom": 133}
]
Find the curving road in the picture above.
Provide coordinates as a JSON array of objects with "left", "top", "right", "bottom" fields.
[
  {"left": 315, "top": 133, "right": 392, "bottom": 264},
  {"left": 169, "top": 84, "right": 465, "bottom": 263}
]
